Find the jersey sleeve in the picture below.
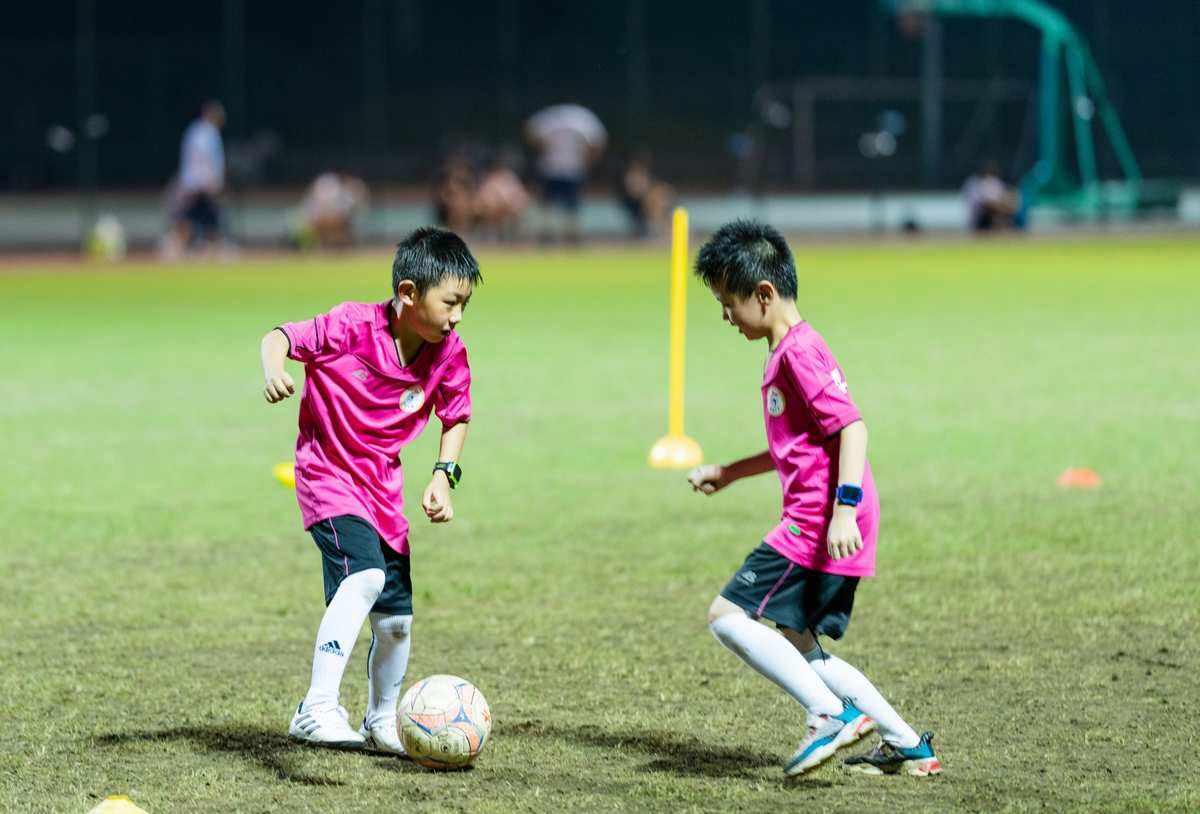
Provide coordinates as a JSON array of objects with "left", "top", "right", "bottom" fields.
[
  {"left": 433, "top": 342, "right": 472, "bottom": 427},
  {"left": 783, "top": 344, "right": 862, "bottom": 437},
  {"left": 277, "top": 302, "right": 355, "bottom": 364}
]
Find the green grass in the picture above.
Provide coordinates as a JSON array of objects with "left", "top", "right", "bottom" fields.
[{"left": 2, "top": 236, "right": 1198, "bottom": 813}]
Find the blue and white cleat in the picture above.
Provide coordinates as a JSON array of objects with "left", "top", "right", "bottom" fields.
[
  {"left": 835, "top": 706, "right": 876, "bottom": 749},
  {"left": 784, "top": 701, "right": 872, "bottom": 776},
  {"left": 844, "top": 731, "right": 943, "bottom": 776}
]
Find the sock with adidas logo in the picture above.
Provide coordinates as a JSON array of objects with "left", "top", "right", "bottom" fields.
[{"left": 303, "top": 569, "right": 384, "bottom": 711}]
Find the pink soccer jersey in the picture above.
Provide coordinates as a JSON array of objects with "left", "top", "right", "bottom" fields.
[
  {"left": 278, "top": 300, "right": 471, "bottom": 554},
  {"left": 760, "top": 322, "right": 880, "bottom": 577}
]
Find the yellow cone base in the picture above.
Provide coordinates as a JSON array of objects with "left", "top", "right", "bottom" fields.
[
  {"left": 272, "top": 461, "right": 296, "bottom": 489},
  {"left": 88, "top": 797, "right": 149, "bottom": 814},
  {"left": 648, "top": 435, "right": 704, "bottom": 469}
]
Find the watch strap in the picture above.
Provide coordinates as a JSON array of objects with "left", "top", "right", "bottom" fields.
[
  {"left": 835, "top": 483, "right": 863, "bottom": 507},
  {"left": 433, "top": 461, "right": 461, "bottom": 489}
]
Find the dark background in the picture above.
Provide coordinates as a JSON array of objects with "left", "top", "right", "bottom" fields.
[{"left": 4, "top": 0, "right": 1198, "bottom": 191}]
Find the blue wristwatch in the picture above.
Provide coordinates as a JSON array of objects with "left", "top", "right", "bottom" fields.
[{"left": 835, "top": 484, "right": 863, "bottom": 507}]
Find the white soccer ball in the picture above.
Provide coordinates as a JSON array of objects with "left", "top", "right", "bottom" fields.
[{"left": 398, "top": 674, "right": 492, "bottom": 769}]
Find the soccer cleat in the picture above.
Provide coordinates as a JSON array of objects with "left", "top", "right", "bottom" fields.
[
  {"left": 843, "top": 731, "right": 943, "bottom": 776},
  {"left": 835, "top": 708, "right": 876, "bottom": 749},
  {"left": 784, "top": 701, "right": 869, "bottom": 776},
  {"left": 359, "top": 717, "right": 407, "bottom": 757},
  {"left": 288, "top": 701, "right": 366, "bottom": 748}
]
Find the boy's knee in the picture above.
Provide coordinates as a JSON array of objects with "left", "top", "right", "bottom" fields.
[
  {"left": 371, "top": 613, "right": 412, "bottom": 642},
  {"left": 344, "top": 567, "right": 385, "bottom": 602},
  {"left": 707, "top": 595, "right": 744, "bottom": 626}
]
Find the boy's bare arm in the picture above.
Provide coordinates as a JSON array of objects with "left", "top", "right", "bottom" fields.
[
  {"left": 261, "top": 328, "right": 295, "bottom": 403},
  {"left": 828, "top": 419, "right": 867, "bottom": 560},
  {"left": 422, "top": 422, "right": 469, "bottom": 524},
  {"left": 436, "top": 421, "right": 469, "bottom": 463},
  {"left": 688, "top": 450, "right": 774, "bottom": 495}
]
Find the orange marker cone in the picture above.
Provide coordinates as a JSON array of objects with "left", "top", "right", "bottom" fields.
[{"left": 1056, "top": 468, "right": 1102, "bottom": 489}]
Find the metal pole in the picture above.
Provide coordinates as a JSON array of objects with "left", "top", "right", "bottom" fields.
[
  {"left": 76, "top": 0, "right": 97, "bottom": 241},
  {"left": 498, "top": 0, "right": 519, "bottom": 136},
  {"left": 626, "top": 0, "right": 648, "bottom": 142},
  {"left": 1036, "top": 33, "right": 1061, "bottom": 194},
  {"left": 222, "top": 0, "right": 245, "bottom": 136},
  {"left": 749, "top": 0, "right": 770, "bottom": 95},
  {"left": 1064, "top": 41, "right": 1097, "bottom": 206},
  {"left": 920, "top": 17, "right": 943, "bottom": 186},
  {"left": 362, "top": 0, "right": 387, "bottom": 152},
  {"left": 791, "top": 83, "right": 815, "bottom": 186},
  {"left": 869, "top": 2, "right": 887, "bottom": 77},
  {"left": 222, "top": 0, "right": 245, "bottom": 240}
]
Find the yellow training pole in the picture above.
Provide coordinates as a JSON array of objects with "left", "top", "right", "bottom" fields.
[{"left": 648, "top": 208, "right": 703, "bottom": 469}]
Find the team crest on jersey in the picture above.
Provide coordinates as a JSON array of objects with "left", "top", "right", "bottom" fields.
[
  {"left": 830, "top": 368, "right": 848, "bottom": 393},
  {"left": 399, "top": 385, "right": 425, "bottom": 413},
  {"left": 766, "top": 385, "right": 786, "bottom": 417}
]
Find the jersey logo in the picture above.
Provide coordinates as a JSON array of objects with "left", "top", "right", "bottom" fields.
[
  {"left": 830, "top": 368, "right": 849, "bottom": 394},
  {"left": 352, "top": 369, "right": 369, "bottom": 381},
  {"left": 766, "top": 385, "right": 786, "bottom": 417},
  {"left": 737, "top": 569, "right": 758, "bottom": 586},
  {"left": 399, "top": 385, "right": 425, "bottom": 413}
]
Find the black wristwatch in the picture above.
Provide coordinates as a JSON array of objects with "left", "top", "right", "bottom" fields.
[
  {"left": 433, "top": 461, "right": 462, "bottom": 489},
  {"left": 835, "top": 484, "right": 863, "bottom": 507}
]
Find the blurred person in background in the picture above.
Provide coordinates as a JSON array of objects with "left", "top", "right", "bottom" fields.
[
  {"left": 162, "top": 100, "right": 229, "bottom": 260},
  {"left": 618, "top": 150, "right": 674, "bottom": 239},
  {"left": 962, "top": 161, "right": 1023, "bottom": 233},
  {"left": 291, "top": 172, "right": 370, "bottom": 250},
  {"left": 524, "top": 103, "right": 607, "bottom": 244},
  {"left": 432, "top": 152, "right": 477, "bottom": 234},
  {"left": 474, "top": 154, "right": 529, "bottom": 241}
]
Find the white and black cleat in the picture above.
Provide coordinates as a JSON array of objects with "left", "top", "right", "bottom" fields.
[
  {"left": 359, "top": 717, "right": 408, "bottom": 757},
  {"left": 288, "top": 701, "right": 366, "bottom": 749}
]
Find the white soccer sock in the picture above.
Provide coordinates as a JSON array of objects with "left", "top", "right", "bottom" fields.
[
  {"left": 303, "top": 568, "right": 385, "bottom": 712},
  {"left": 802, "top": 646, "right": 920, "bottom": 748},
  {"left": 365, "top": 612, "right": 413, "bottom": 727},
  {"left": 709, "top": 612, "right": 843, "bottom": 723}
]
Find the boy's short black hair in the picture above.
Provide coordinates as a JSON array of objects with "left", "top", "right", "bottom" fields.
[
  {"left": 694, "top": 219, "right": 797, "bottom": 300},
  {"left": 392, "top": 226, "right": 482, "bottom": 297}
]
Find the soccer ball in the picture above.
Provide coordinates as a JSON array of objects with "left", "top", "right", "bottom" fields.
[{"left": 398, "top": 675, "right": 492, "bottom": 769}]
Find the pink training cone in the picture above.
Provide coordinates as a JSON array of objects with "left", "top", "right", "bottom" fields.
[{"left": 1057, "top": 467, "right": 1102, "bottom": 489}]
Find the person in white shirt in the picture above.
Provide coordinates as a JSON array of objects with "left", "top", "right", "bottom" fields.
[
  {"left": 298, "top": 172, "right": 370, "bottom": 249},
  {"left": 524, "top": 103, "right": 606, "bottom": 243},
  {"left": 163, "top": 100, "right": 227, "bottom": 258},
  {"left": 962, "top": 162, "right": 1020, "bottom": 232}
]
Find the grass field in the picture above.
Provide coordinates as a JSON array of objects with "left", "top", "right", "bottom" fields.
[{"left": 2, "top": 236, "right": 1198, "bottom": 813}]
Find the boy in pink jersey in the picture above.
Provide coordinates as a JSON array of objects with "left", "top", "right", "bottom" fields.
[
  {"left": 688, "top": 220, "right": 941, "bottom": 778},
  {"left": 260, "top": 227, "right": 479, "bottom": 753}
]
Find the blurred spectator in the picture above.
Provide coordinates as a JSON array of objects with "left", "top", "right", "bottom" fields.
[
  {"left": 475, "top": 156, "right": 530, "bottom": 241},
  {"left": 291, "top": 172, "right": 370, "bottom": 249},
  {"left": 162, "top": 100, "right": 228, "bottom": 259},
  {"left": 433, "top": 153, "right": 477, "bottom": 234},
  {"left": 524, "top": 103, "right": 607, "bottom": 243},
  {"left": 963, "top": 162, "right": 1022, "bottom": 232},
  {"left": 618, "top": 150, "right": 674, "bottom": 238}
]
